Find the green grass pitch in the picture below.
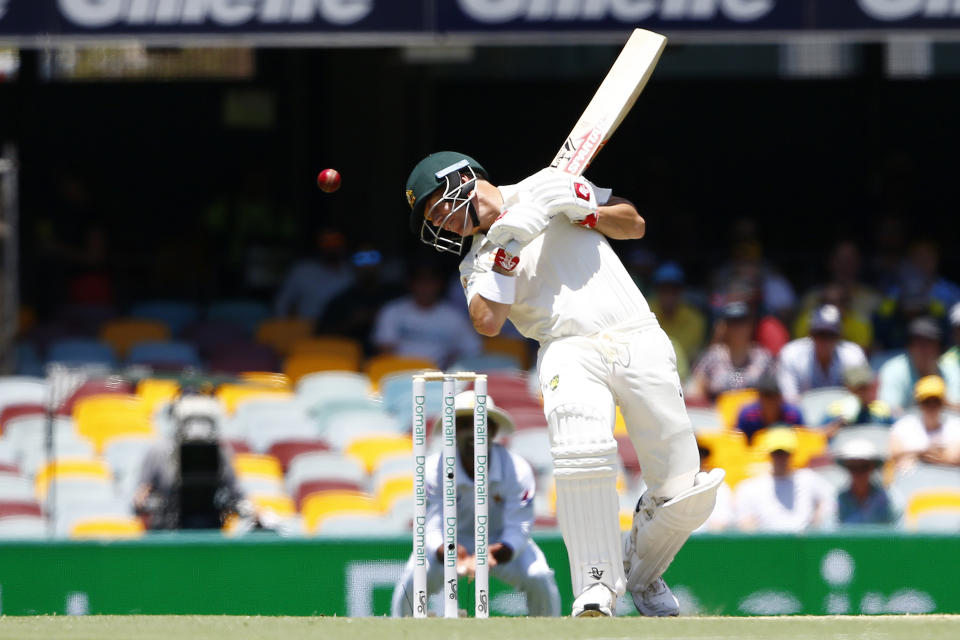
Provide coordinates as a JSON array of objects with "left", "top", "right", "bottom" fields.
[{"left": 0, "top": 616, "right": 958, "bottom": 640}]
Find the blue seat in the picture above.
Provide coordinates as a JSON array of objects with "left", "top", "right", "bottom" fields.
[
  {"left": 126, "top": 341, "right": 202, "bottom": 369},
  {"left": 129, "top": 301, "right": 200, "bottom": 336},
  {"left": 379, "top": 373, "right": 446, "bottom": 429},
  {"left": 15, "top": 342, "right": 44, "bottom": 376},
  {"left": 449, "top": 353, "right": 523, "bottom": 373},
  {"left": 47, "top": 339, "right": 118, "bottom": 368},
  {"left": 206, "top": 300, "right": 271, "bottom": 336}
]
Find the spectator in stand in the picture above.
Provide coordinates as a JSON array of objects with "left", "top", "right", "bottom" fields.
[
  {"left": 793, "top": 282, "right": 873, "bottom": 352},
  {"left": 734, "top": 427, "right": 837, "bottom": 532},
  {"left": 877, "top": 317, "right": 958, "bottom": 413},
  {"left": 798, "top": 241, "right": 881, "bottom": 325},
  {"left": 889, "top": 375, "right": 960, "bottom": 472},
  {"left": 693, "top": 438, "right": 734, "bottom": 532},
  {"left": 735, "top": 372, "right": 805, "bottom": 445},
  {"left": 835, "top": 439, "right": 897, "bottom": 526},
  {"left": 777, "top": 305, "right": 869, "bottom": 404},
  {"left": 896, "top": 240, "right": 960, "bottom": 312},
  {"left": 648, "top": 261, "right": 706, "bottom": 365},
  {"left": 821, "top": 365, "right": 894, "bottom": 439},
  {"left": 317, "top": 246, "right": 405, "bottom": 356},
  {"left": 872, "top": 279, "right": 946, "bottom": 352},
  {"left": 274, "top": 228, "right": 354, "bottom": 322},
  {"left": 372, "top": 262, "right": 481, "bottom": 368},
  {"left": 686, "top": 301, "right": 774, "bottom": 404},
  {"left": 938, "top": 302, "right": 960, "bottom": 405}
]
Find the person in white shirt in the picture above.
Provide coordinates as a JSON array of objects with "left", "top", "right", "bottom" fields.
[
  {"left": 777, "top": 304, "right": 869, "bottom": 403},
  {"left": 735, "top": 427, "right": 837, "bottom": 531},
  {"left": 889, "top": 375, "right": 960, "bottom": 472},
  {"left": 390, "top": 391, "right": 561, "bottom": 617},
  {"left": 403, "top": 152, "right": 724, "bottom": 617},
  {"left": 274, "top": 228, "right": 354, "bottom": 320},
  {"left": 372, "top": 263, "right": 482, "bottom": 368}
]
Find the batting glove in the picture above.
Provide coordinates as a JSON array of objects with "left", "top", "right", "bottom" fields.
[
  {"left": 524, "top": 168, "right": 599, "bottom": 228},
  {"left": 485, "top": 201, "right": 551, "bottom": 252}
]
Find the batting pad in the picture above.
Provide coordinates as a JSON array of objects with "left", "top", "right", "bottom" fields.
[
  {"left": 624, "top": 468, "right": 725, "bottom": 592},
  {"left": 549, "top": 404, "right": 625, "bottom": 598}
]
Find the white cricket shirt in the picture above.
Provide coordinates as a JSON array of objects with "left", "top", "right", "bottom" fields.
[{"left": 460, "top": 180, "right": 653, "bottom": 343}]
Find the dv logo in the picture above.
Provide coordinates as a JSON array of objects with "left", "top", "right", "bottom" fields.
[
  {"left": 416, "top": 590, "right": 427, "bottom": 615},
  {"left": 590, "top": 567, "right": 604, "bottom": 581},
  {"left": 477, "top": 590, "right": 488, "bottom": 613},
  {"left": 447, "top": 578, "right": 458, "bottom": 599}
]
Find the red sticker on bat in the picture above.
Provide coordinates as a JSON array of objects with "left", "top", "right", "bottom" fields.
[{"left": 574, "top": 182, "right": 591, "bottom": 201}]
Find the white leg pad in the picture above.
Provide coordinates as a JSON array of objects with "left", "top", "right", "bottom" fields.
[
  {"left": 549, "top": 403, "right": 625, "bottom": 598},
  {"left": 623, "top": 468, "right": 726, "bottom": 592}
]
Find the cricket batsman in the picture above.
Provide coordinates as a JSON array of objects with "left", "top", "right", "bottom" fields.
[
  {"left": 403, "top": 152, "right": 724, "bottom": 617},
  {"left": 390, "top": 390, "right": 562, "bottom": 617}
]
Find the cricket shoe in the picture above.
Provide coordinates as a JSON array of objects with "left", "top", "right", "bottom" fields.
[
  {"left": 631, "top": 576, "right": 679, "bottom": 617},
  {"left": 572, "top": 583, "right": 616, "bottom": 617}
]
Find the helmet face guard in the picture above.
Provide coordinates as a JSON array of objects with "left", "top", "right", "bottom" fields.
[{"left": 419, "top": 159, "right": 480, "bottom": 255}]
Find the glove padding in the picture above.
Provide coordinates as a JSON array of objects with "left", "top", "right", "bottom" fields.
[
  {"left": 485, "top": 201, "right": 551, "bottom": 253},
  {"left": 524, "top": 168, "right": 599, "bottom": 226}
]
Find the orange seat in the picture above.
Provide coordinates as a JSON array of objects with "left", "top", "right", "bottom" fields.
[
  {"left": 716, "top": 388, "right": 759, "bottom": 429},
  {"left": 70, "top": 516, "right": 145, "bottom": 539},
  {"left": 290, "top": 336, "right": 364, "bottom": 362},
  {"left": 301, "top": 490, "right": 380, "bottom": 534},
  {"left": 136, "top": 378, "right": 180, "bottom": 413},
  {"left": 35, "top": 458, "right": 113, "bottom": 499},
  {"left": 284, "top": 353, "right": 361, "bottom": 383},
  {"left": 364, "top": 355, "right": 438, "bottom": 390},
  {"left": 100, "top": 318, "right": 170, "bottom": 358},
  {"left": 255, "top": 318, "right": 314, "bottom": 356},
  {"left": 232, "top": 453, "right": 284, "bottom": 482},
  {"left": 72, "top": 394, "right": 155, "bottom": 453},
  {"left": 215, "top": 383, "right": 293, "bottom": 414},
  {"left": 344, "top": 434, "right": 412, "bottom": 474},
  {"left": 249, "top": 493, "right": 297, "bottom": 518}
]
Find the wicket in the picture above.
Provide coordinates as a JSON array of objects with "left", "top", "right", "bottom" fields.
[{"left": 412, "top": 371, "right": 489, "bottom": 619}]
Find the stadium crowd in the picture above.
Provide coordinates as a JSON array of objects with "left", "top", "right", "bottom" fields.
[{"left": 2, "top": 222, "right": 960, "bottom": 540}]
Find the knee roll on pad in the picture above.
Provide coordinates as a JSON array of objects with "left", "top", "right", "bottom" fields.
[{"left": 623, "top": 468, "right": 725, "bottom": 592}]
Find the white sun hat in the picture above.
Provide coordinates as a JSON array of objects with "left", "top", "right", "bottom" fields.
[{"left": 431, "top": 390, "right": 516, "bottom": 438}]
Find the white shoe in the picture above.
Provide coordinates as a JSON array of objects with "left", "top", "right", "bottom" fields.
[
  {"left": 572, "top": 583, "right": 616, "bottom": 617},
  {"left": 631, "top": 577, "right": 679, "bottom": 617}
]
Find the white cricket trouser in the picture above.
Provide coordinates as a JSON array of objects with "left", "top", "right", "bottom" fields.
[
  {"left": 390, "top": 539, "right": 561, "bottom": 617},
  {"left": 538, "top": 317, "right": 700, "bottom": 597}
]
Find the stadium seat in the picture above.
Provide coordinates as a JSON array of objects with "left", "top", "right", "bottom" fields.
[
  {"left": 126, "top": 341, "right": 202, "bottom": 369},
  {"left": 103, "top": 435, "right": 157, "bottom": 500},
  {"left": 890, "top": 463, "right": 960, "bottom": 500},
  {"left": 508, "top": 428, "right": 553, "bottom": 475},
  {"left": 284, "top": 353, "right": 361, "bottom": 383},
  {"left": 379, "top": 373, "right": 445, "bottom": 429},
  {"left": 99, "top": 319, "right": 171, "bottom": 359},
  {"left": 0, "top": 474, "right": 35, "bottom": 501},
  {"left": 72, "top": 394, "right": 154, "bottom": 453},
  {"left": 716, "top": 388, "right": 759, "bottom": 429},
  {"left": 374, "top": 474, "right": 412, "bottom": 513},
  {"left": 69, "top": 515, "right": 145, "bottom": 539},
  {"left": 237, "top": 372, "right": 290, "bottom": 389},
  {"left": 182, "top": 320, "right": 249, "bottom": 359},
  {"left": 255, "top": 318, "right": 314, "bottom": 357},
  {"left": 903, "top": 489, "right": 960, "bottom": 531},
  {"left": 449, "top": 354, "right": 522, "bottom": 373},
  {"left": 206, "top": 300, "right": 272, "bottom": 336},
  {"left": 232, "top": 453, "right": 284, "bottom": 483},
  {"left": 249, "top": 493, "right": 297, "bottom": 519},
  {"left": 0, "top": 403, "right": 45, "bottom": 435},
  {"left": 0, "top": 500, "right": 43, "bottom": 519},
  {"left": 294, "top": 480, "right": 366, "bottom": 511},
  {"left": 215, "top": 384, "right": 293, "bottom": 415},
  {"left": 799, "top": 387, "right": 856, "bottom": 427},
  {"left": 301, "top": 490, "right": 380, "bottom": 534},
  {"left": 136, "top": 378, "right": 181, "bottom": 414},
  {"left": 17, "top": 432, "right": 96, "bottom": 479},
  {"left": 0, "top": 515, "right": 48, "bottom": 538},
  {"left": 233, "top": 398, "right": 319, "bottom": 453},
  {"left": 321, "top": 408, "right": 406, "bottom": 450},
  {"left": 508, "top": 407, "right": 548, "bottom": 431},
  {"left": 314, "top": 512, "right": 405, "bottom": 536},
  {"left": 267, "top": 440, "right": 330, "bottom": 473},
  {"left": 46, "top": 339, "right": 118, "bottom": 368},
  {"left": 3, "top": 413, "right": 81, "bottom": 451},
  {"left": 34, "top": 458, "right": 113, "bottom": 500},
  {"left": 0, "top": 376, "right": 46, "bottom": 416},
  {"left": 696, "top": 429, "right": 751, "bottom": 487},
  {"left": 344, "top": 434, "right": 412, "bottom": 474},
  {"left": 57, "top": 378, "right": 135, "bottom": 415},
  {"left": 129, "top": 300, "right": 200, "bottom": 336},
  {"left": 363, "top": 355, "right": 437, "bottom": 390},
  {"left": 296, "top": 371, "right": 372, "bottom": 407},
  {"left": 830, "top": 424, "right": 892, "bottom": 459},
  {"left": 290, "top": 336, "right": 363, "bottom": 362},
  {"left": 483, "top": 335, "right": 533, "bottom": 370},
  {"left": 286, "top": 452, "right": 368, "bottom": 501}
]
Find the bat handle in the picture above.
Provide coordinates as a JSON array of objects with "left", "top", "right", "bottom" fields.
[{"left": 503, "top": 240, "right": 522, "bottom": 256}]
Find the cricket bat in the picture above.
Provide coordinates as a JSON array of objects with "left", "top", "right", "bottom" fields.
[{"left": 551, "top": 28, "right": 667, "bottom": 176}]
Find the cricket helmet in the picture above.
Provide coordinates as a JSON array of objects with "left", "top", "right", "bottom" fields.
[{"left": 405, "top": 151, "right": 487, "bottom": 254}]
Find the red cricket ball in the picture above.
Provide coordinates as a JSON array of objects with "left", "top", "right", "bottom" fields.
[{"left": 316, "top": 168, "right": 341, "bottom": 193}]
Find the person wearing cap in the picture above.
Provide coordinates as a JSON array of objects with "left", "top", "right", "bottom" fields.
[
  {"left": 735, "top": 372, "right": 805, "bottom": 445},
  {"left": 687, "top": 300, "right": 774, "bottom": 404},
  {"left": 793, "top": 282, "right": 873, "bottom": 351},
  {"left": 404, "top": 152, "right": 723, "bottom": 618},
  {"left": 820, "top": 366, "right": 894, "bottom": 438},
  {"left": 649, "top": 262, "right": 706, "bottom": 363},
  {"left": 889, "top": 376, "right": 960, "bottom": 472},
  {"left": 776, "top": 304, "right": 869, "bottom": 404},
  {"left": 835, "top": 439, "right": 897, "bottom": 525},
  {"left": 936, "top": 301, "right": 960, "bottom": 407},
  {"left": 734, "top": 427, "right": 837, "bottom": 532},
  {"left": 390, "top": 391, "right": 561, "bottom": 617},
  {"left": 877, "top": 317, "right": 957, "bottom": 412}
]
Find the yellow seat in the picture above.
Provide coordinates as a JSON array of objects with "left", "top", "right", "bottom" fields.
[
  {"left": 376, "top": 476, "right": 413, "bottom": 512},
  {"left": 696, "top": 429, "right": 751, "bottom": 487},
  {"left": 904, "top": 490, "right": 960, "bottom": 529},
  {"left": 232, "top": 453, "right": 283, "bottom": 482},
  {"left": 256, "top": 317, "right": 315, "bottom": 356},
  {"left": 250, "top": 493, "right": 297, "bottom": 518},
  {"left": 344, "top": 434, "right": 412, "bottom": 474},
  {"left": 136, "top": 378, "right": 180, "bottom": 413},
  {"left": 364, "top": 355, "right": 438, "bottom": 390},
  {"left": 716, "top": 388, "right": 759, "bottom": 429},
  {"left": 100, "top": 318, "right": 171, "bottom": 358},
  {"left": 35, "top": 458, "right": 113, "bottom": 499},
  {"left": 284, "top": 353, "right": 361, "bottom": 383},
  {"left": 237, "top": 372, "right": 291, "bottom": 389},
  {"left": 70, "top": 516, "right": 145, "bottom": 539},
  {"left": 301, "top": 490, "right": 380, "bottom": 534},
  {"left": 291, "top": 336, "right": 363, "bottom": 362},
  {"left": 215, "top": 383, "right": 294, "bottom": 414},
  {"left": 72, "top": 395, "right": 155, "bottom": 453},
  {"left": 483, "top": 335, "right": 531, "bottom": 369}
]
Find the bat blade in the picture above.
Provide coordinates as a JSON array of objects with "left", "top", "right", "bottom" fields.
[{"left": 551, "top": 28, "right": 667, "bottom": 176}]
